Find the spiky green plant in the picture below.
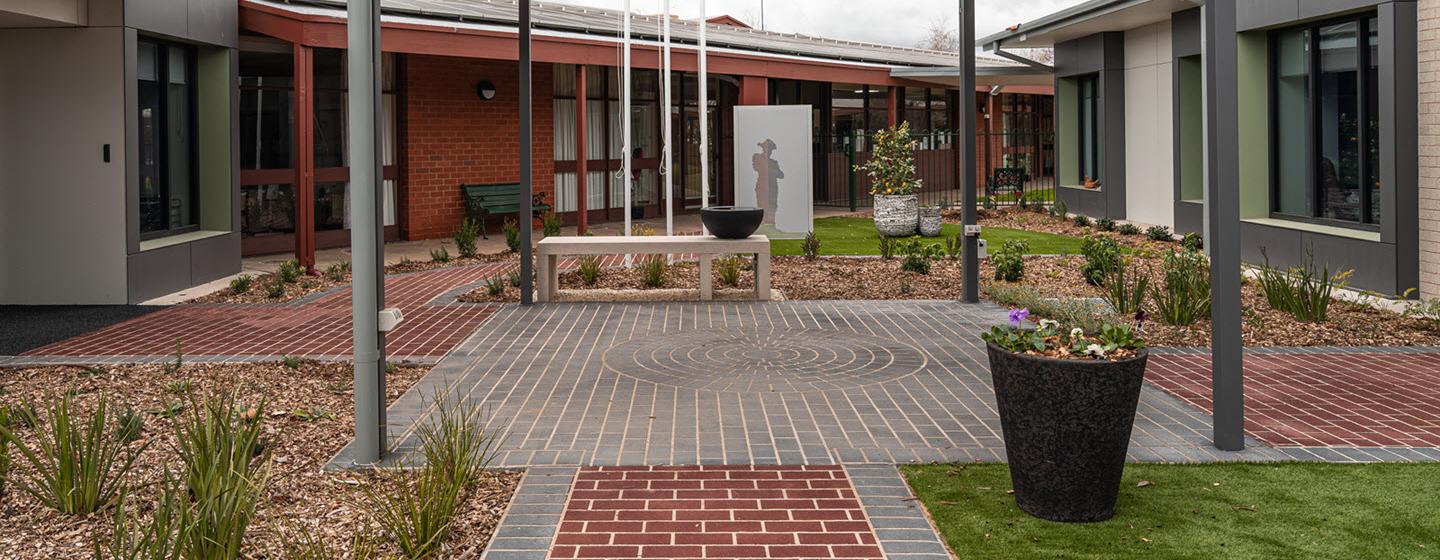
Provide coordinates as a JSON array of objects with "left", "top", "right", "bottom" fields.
[
  {"left": 502, "top": 218, "right": 521, "bottom": 253},
  {"left": 801, "top": 231, "right": 822, "bottom": 260},
  {"left": 1149, "top": 250, "right": 1212, "bottom": 326},
  {"left": 173, "top": 393, "right": 267, "bottom": 560},
  {"left": 716, "top": 255, "right": 743, "bottom": 288},
  {"left": 877, "top": 234, "right": 897, "bottom": 260},
  {"left": 485, "top": 277, "right": 506, "bottom": 296},
  {"left": 0, "top": 393, "right": 148, "bottom": 515},
  {"left": 1100, "top": 258, "right": 1150, "bottom": 316},
  {"left": 0, "top": 408, "right": 10, "bottom": 497},
  {"left": 229, "top": 275, "right": 253, "bottom": 295},
  {"left": 430, "top": 247, "right": 451, "bottom": 264},
  {"left": 577, "top": 256, "right": 602, "bottom": 287},
  {"left": 640, "top": 255, "right": 668, "bottom": 288},
  {"left": 102, "top": 469, "right": 184, "bottom": 560}
]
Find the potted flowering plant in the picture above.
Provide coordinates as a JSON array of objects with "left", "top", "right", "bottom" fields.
[
  {"left": 858, "top": 122, "right": 922, "bottom": 237},
  {"left": 981, "top": 309, "right": 1148, "bottom": 523}
]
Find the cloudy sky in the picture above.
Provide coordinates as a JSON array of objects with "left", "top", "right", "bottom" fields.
[{"left": 546, "top": 0, "right": 1078, "bottom": 47}]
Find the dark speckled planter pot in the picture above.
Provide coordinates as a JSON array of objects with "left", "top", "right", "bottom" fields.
[{"left": 986, "top": 343, "right": 1148, "bottom": 523}]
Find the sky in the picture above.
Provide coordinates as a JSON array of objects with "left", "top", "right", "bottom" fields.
[{"left": 544, "top": 0, "right": 1079, "bottom": 47}]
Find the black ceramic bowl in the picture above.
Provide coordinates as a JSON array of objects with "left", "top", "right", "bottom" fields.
[{"left": 701, "top": 206, "right": 765, "bottom": 239}]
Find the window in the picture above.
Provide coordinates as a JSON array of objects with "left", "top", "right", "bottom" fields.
[
  {"left": 138, "top": 38, "right": 199, "bottom": 238},
  {"left": 1076, "top": 74, "right": 1101, "bottom": 183},
  {"left": 1269, "top": 14, "right": 1380, "bottom": 227}
]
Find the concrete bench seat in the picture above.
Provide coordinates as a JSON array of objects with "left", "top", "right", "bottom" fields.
[{"left": 536, "top": 235, "right": 771, "bottom": 303}]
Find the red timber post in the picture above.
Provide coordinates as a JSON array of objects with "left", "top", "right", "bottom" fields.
[
  {"left": 575, "top": 65, "right": 588, "bottom": 234},
  {"left": 294, "top": 44, "right": 317, "bottom": 272}
]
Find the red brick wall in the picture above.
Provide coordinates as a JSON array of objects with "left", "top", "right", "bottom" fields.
[{"left": 403, "top": 55, "right": 555, "bottom": 240}]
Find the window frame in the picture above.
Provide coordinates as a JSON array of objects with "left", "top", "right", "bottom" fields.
[
  {"left": 138, "top": 37, "right": 201, "bottom": 240},
  {"left": 1266, "top": 12, "right": 1379, "bottom": 231},
  {"left": 1075, "top": 73, "right": 1101, "bottom": 183}
]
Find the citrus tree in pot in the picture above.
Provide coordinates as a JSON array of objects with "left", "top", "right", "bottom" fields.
[
  {"left": 858, "top": 122, "right": 921, "bottom": 237},
  {"left": 981, "top": 310, "right": 1148, "bottom": 523}
]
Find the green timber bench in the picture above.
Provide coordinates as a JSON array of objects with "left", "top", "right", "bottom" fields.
[{"left": 461, "top": 183, "right": 552, "bottom": 238}]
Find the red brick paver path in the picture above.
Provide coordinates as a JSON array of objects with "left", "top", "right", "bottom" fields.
[
  {"left": 554, "top": 466, "right": 883, "bottom": 559},
  {"left": 1148, "top": 352, "right": 1440, "bottom": 448},
  {"left": 24, "top": 263, "right": 517, "bottom": 360}
]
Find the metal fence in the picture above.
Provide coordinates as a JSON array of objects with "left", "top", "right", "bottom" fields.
[{"left": 814, "top": 128, "right": 1056, "bottom": 211}]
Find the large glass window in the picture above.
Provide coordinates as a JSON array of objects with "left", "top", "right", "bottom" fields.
[
  {"left": 1076, "top": 74, "right": 1100, "bottom": 182},
  {"left": 138, "top": 38, "right": 199, "bottom": 237},
  {"left": 1269, "top": 14, "right": 1381, "bottom": 226}
]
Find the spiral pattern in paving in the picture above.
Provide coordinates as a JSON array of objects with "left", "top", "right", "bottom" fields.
[{"left": 602, "top": 328, "right": 928, "bottom": 392}]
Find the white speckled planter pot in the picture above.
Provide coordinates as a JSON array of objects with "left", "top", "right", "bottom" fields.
[
  {"left": 918, "top": 207, "right": 943, "bottom": 237},
  {"left": 874, "top": 194, "right": 918, "bottom": 237}
]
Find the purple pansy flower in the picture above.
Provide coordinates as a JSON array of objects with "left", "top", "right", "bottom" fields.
[{"left": 1008, "top": 308, "right": 1031, "bottom": 328}]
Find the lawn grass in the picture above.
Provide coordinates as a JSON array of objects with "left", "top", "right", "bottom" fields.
[
  {"left": 771, "top": 217, "right": 1084, "bottom": 256},
  {"left": 902, "top": 463, "right": 1440, "bottom": 559}
]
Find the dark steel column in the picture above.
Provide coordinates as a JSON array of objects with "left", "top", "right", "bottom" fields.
[
  {"left": 1204, "top": 0, "right": 1245, "bottom": 451},
  {"left": 960, "top": 0, "right": 979, "bottom": 303},
  {"left": 520, "top": 0, "right": 535, "bottom": 305}
]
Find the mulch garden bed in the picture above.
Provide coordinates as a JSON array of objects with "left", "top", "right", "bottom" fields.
[
  {"left": 187, "top": 252, "right": 518, "bottom": 305},
  {"left": 0, "top": 361, "right": 520, "bottom": 559},
  {"left": 982, "top": 254, "right": 1440, "bottom": 348}
]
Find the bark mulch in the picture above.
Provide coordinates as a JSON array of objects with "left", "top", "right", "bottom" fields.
[
  {"left": 460, "top": 256, "right": 977, "bottom": 303},
  {"left": 187, "top": 252, "right": 518, "bottom": 305},
  {"left": 0, "top": 362, "right": 520, "bottom": 559},
  {"left": 982, "top": 254, "right": 1440, "bottom": 348}
]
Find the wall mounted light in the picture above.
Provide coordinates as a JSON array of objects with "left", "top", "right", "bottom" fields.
[{"left": 476, "top": 80, "right": 497, "bottom": 100}]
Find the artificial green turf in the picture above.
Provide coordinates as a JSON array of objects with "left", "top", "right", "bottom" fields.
[
  {"left": 770, "top": 216, "right": 1085, "bottom": 256},
  {"left": 901, "top": 463, "right": 1440, "bottom": 560}
]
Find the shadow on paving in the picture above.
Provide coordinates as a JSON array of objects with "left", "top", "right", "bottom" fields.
[{"left": 0, "top": 305, "right": 163, "bottom": 355}]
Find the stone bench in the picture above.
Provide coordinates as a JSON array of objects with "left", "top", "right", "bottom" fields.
[{"left": 536, "top": 235, "right": 771, "bottom": 303}]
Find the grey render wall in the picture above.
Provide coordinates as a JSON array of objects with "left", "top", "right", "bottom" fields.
[
  {"left": 0, "top": 27, "right": 130, "bottom": 304},
  {"left": 1054, "top": 32, "right": 1126, "bottom": 220},
  {"left": 1122, "top": 21, "right": 1175, "bottom": 228}
]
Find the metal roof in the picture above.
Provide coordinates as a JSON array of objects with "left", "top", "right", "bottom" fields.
[{"left": 276, "top": 0, "right": 1023, "bottom": 69}]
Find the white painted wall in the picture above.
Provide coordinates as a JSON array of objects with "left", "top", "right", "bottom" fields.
[
  {"left": 1123, "top": 21, "right": 1176, "bottom": 228},
  {"left": 0, "top": 27, "right": 128, "bottom": 304}
]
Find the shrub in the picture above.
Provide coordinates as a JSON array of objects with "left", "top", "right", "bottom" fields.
[
  {"left": 801, "top": 231, "right": 821, "bottom": 260},
  {"left": 282, "top": 355, "right": 303, "bottom": 369},
  {"left": 502, "top": 218, "right": 521, "bottom": 253},
  {"left": 0, "top": 393, "right": 148, "bottom": 515},
  {"left": 229, "top": 275, "right": 253, "bottom": 294},
  {"left": 1100, "top": 259, "right": 1150, "bottom": 316},
  {"left": 1256, "top": 247, "right": 1350, "bottom": 322},
  {"left": 430, "top": 247, "right": 451, "bottom": 264},
  {"left": 631, "top": 224, "right": 657, "bottom": 237},
  {"left": 716, "top": 255, "right": 743, "bottom": 287},
  {"left": 265, "top": 277, "right": 287, "bottom": 299},
  {"left": 1050, "top": 198, "right": 1068, "bottom": 220},
  {"left": 640, "top": 255, "right": 668, "bottom": 288},
  {"left": 577, "top": 256, "right": 602, "bottom": 287},
  {"left": 857, "top": 122, "right": 920, "bottom": 196},
  {"left": 507, "top": 270, "right": 523, "bottom": 288},
  {"left": 1149, "top": 250, "right": 1212, "bottom": 326},
  {"left": 899, "top": 240, "right": 940, "bottom": 275},
  {"left": 1096, "top": 218, "right": 1117, "bottom": 232},
  {"left": 454, "top": 219, "right": 481, "bottom": 259},
  {"left": 364, "top": 396, "right": 501, "bottom": 560},
  {"left": 485, "top": 277, "right": 506, "bottom": 296},
  {"left": 1404, "top": 297, "right": 1440, "bottom": 329},
  {"left": 1117, "top": 223, "right": 1142, "bottom": 236},
  {"left": 1079, "top": 236, "right": 1124, "bottom": 286},
  {"left": 1072, "top": 214, "right": 1092, "bottom": 228},
  {"left": 104, "top": 471, "right": 184, "bottom": 560},
  {"left": 877, "top": 234, "right": 898, "bottom": 260},
  {"left": 944, "top": 234, "right": 962, "bottom": 259},
  {"left": 174, "top": 393, "right": 267, "bottom": 560},
  {"left": 324, "top": 261, "right": 351, "bottom": 282},
  {"left": 1146, "top": 225, "right": 1174, "bottom": 242},
  {"left": 277, "top": 259, "right": 302, "bottom": 284},
  {"left": 165, "top": 379, "right": 194, "bottom": 395},
  {"left": 542, "top": 212, "right": 564, "bottom": 237},
  {"left": 1181, "top": 232, "right": 1204, "bottom": 252},
  {"left": 991, "top": 240, "right": 1028, "bottom": 282}
]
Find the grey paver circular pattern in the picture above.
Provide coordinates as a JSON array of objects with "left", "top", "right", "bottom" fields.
[{"left": 602, "top": 327, "right": 929, "bottom": 392}]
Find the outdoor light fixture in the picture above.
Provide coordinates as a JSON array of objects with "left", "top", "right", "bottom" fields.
[{"left": 476, "top": 79, "right": 497, "bottom": 100}]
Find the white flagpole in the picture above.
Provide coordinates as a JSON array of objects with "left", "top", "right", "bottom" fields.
[
  {"left": 699, "top": 0, "right": 709, "bottom": 236},
  {"left": 662, "top": 0, "right": 674, "bottom": 239},
  {"left": 622, "top": 0, "right": 633, "bottom": 264}
]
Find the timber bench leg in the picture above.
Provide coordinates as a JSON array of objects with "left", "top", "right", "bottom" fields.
[{"left": 699, "top": 255, "right": 714, "bottom": 301}]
